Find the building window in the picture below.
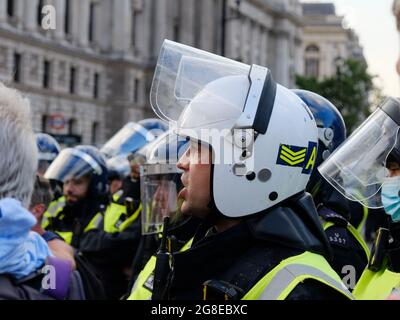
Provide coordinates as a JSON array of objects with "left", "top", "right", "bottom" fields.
[
  {"left": 305, "top": 58, "right": 319, "bottom": 78},
  {"left": 69, "top": 67, "right": 76, "bottom": 94},
  {"left": 91, "top": 121, "right": 99, "bottom": 145},
  {"left": 132, "top": 11, "right": 138, "bottom": 48},
  {"left": 88, "top": 2, "right": 96, "bottom": 43},
  {"left": 7, "top": 0, "right": 14, "bottom": 17},
  {"left": 43, "top": 60, "right": 51, "bottom": 88},
  {"left": 93, "top": 72, "right": 99, "bottom": 99},
  {"left": 13, "top": 53, "right": 21, "bottom": 83},
  {"left": 305, "top": 44, "right": 320, "bottom": 78},
  {"left": 173, "top": 19, "right": 180, "bottom": 42},
  {"left": 37, "top": 0, "right": 44, "bottom": 26},
  {"left": 68, "top": 118, "right": 78, "bottom": 135},
  {"left": 65, "top": 0, "right": 71, "bottom": 34},
  {"left": 172, "top": 0, "right": 181, "bottom": 42},
  {"left": 41, "top": 115, "right": 48, "bottom": 132},
  {"left": 306, "top": 44, "right": 320, "bottom": 53},
  {"left": 134, "top": 78, "right": 139, "bottom": 103}
]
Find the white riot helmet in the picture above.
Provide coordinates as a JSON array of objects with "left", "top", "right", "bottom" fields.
[
  {"left": 150, "top": 40, "right": 318, "bottom": 218},
  {"left": 318, "top": 98, "right": 400, "bottom": 209}
]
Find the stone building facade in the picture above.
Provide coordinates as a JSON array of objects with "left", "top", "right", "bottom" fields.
[
  {"left": 301, "top": 2, "right": 365, "bottom": 80},
  {"left": 0, "top": 0, "right": 303, "bottom": 145}
]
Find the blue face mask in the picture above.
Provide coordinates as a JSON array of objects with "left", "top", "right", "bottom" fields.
[{"left": 381, "top": 176, "right": 400, "bottom": 222}]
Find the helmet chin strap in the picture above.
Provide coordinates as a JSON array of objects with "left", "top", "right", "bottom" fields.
[
  {"left": 206, "top": 163, "right": 243, "bottom": 227},
  {"left": 205, "top": 163, "right": 225, "bottom": 225}
]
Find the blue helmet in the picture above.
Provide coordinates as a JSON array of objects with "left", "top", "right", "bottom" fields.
[
  {"left": 138, "top": 118, "right": 168, "bottom": 138},
  {"left": 45, "top": 145, "right": 109, "bottom": 198},
  {"left": 36, "top": 133, "right": 61, "bottom": 174},
  {"left": 106, "top": 154, "right": 131, "bottom": 178},
  {"left": 292, "top": 89, "right": 346, "bottom": 194},
  {"left": 36, "top": 133, "right": 61, "bottom": 160},
  {"left": 100, "top": 122, "right": 156, "bottom": 159},
  {"left": 75, "top": 145, "right": 109, "bottom": 197}
]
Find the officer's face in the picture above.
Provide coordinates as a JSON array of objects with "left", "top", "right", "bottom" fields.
[
  {"left": 152, "top": 179, "right": 177, "bottom": 218},
  {"left": 130, "top": 162, "right": 141, "bottom": 179},
  {"left": 129, "top": 155, "right": 145, "bottom": 180},
  {"left": 177, "top": 142, "right": 211, "bottom": 218},
  {"left": 109, "top": 178, "right": 123, "bottom": 194},
  {"left": 387, "top": 161, "right": 400, "bottom": 177},
  {"left": 63, "top": 176, "right": 90, "bottom": 203}
]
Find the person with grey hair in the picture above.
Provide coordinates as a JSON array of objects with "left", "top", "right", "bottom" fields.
[{"left": 0, "top": 83, "right": 87, "bottom": 299}]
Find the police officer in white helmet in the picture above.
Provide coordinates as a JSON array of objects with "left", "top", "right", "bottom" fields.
[{"left": 149, "top": 40, "right": 353, "bottom": 300}]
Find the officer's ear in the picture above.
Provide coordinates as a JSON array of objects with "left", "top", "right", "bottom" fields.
[{"left": 30, "top": 203, "right": 46, "bottom": 222}]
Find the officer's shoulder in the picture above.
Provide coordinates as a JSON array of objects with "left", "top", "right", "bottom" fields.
[{"left": 286, "top": 279, "right": 349, "bottom": 300}]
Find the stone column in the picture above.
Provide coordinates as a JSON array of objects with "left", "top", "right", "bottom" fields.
[
  {"left": 97, "top": 0, "right": 112, "bottom": 51},
  {"left": 112, "top": 0, "right": 132, "bottom": 52},
  {"left": 70, "top": 0, "right": 80, "bottom": 44},
  {"left": 78, "top": 0, "right": 90, "bottom": 47},
  {"left": 240, "top": 18, "right": 250, "bottom": 63},
  {"left": 275, "top": 33, "right": 290, "bottom": 86},
  {"left": 135, "top": 0, "right": 152, "bottom": 58},
  {"left": 274, "top": 19, "right": 291, "bottom": 87},
  {"left": 200, "top": 0, "right": 214, "bottom": 52},
  {"left": 14, "top": 0, "right": 24, "bottom": 28},
  {"left": 293, "top": 28, "right": 303, "bottom": 79},
  {"left": 152, "top": 0, "right": 168, "bottom": 56},
  {"left": 260, "top": 27, "right": 269, "bottom": 67},
  {"left": 179, "top": 0, "right": 195, "bottom": 45},
  {"left": 54, "top": 0, "right": 65, "bottom": 40},
  {"left": 294, "top": 39, "right": 303, "bottom": 80},
  {"left": 24, "top": 0, "right": 38, "bottom": 31},
  {"left": 0, "top": 0, "right": 7, "bottom": 23},
  {"left": 250, "top": 23, "right": 260, "bottom": 64}
]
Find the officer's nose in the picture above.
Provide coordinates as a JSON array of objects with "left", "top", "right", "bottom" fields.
[
  {"left": 64, "top": 180, "right": 74, "bottom": 194},
  {"left": 177, "top": 148, "right": 190, "bottom": 172}
]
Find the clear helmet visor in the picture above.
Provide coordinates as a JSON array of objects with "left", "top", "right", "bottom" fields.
[
  {"left": 44, "top": 148, "right": 102, "bottom": 183},
  {"left": 100, "top": 122, "right": 155, "bottom": 158},
  {"left": 318, "top": 106, "right": 400, "bottom": 208},
  {"left": 106, "top": 155, "right": 130, "bottom": 177},
  {"left": 150, "top": 40, "right": 251, "bottom": 130},
  {"left": 138, "top": 118, "right": 169, "bottom": 138},
  {"left": 140, "top": 165, "right": 182, "bottom": 235},
  {"left": 145, "top": 130, "right": 189, "bottom": 165}
]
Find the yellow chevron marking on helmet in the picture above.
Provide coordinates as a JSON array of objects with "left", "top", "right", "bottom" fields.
[
  {"left": 281, "top": 145, "right": 307, "bottom": 156},
  {"left": 280, "top": 149, "right": 307, "bottom": 161},
  {"left": 280, "top": 155, "right": 305, "bottom": 166}
]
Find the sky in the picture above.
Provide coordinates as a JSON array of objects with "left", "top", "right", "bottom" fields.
[{"left": 301, "top": 0, "right": 400, "bottom": 97}]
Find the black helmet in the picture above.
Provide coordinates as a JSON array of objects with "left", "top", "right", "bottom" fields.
[{"left": 293, "top": 89, "right": 346, "bottom": 194}]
